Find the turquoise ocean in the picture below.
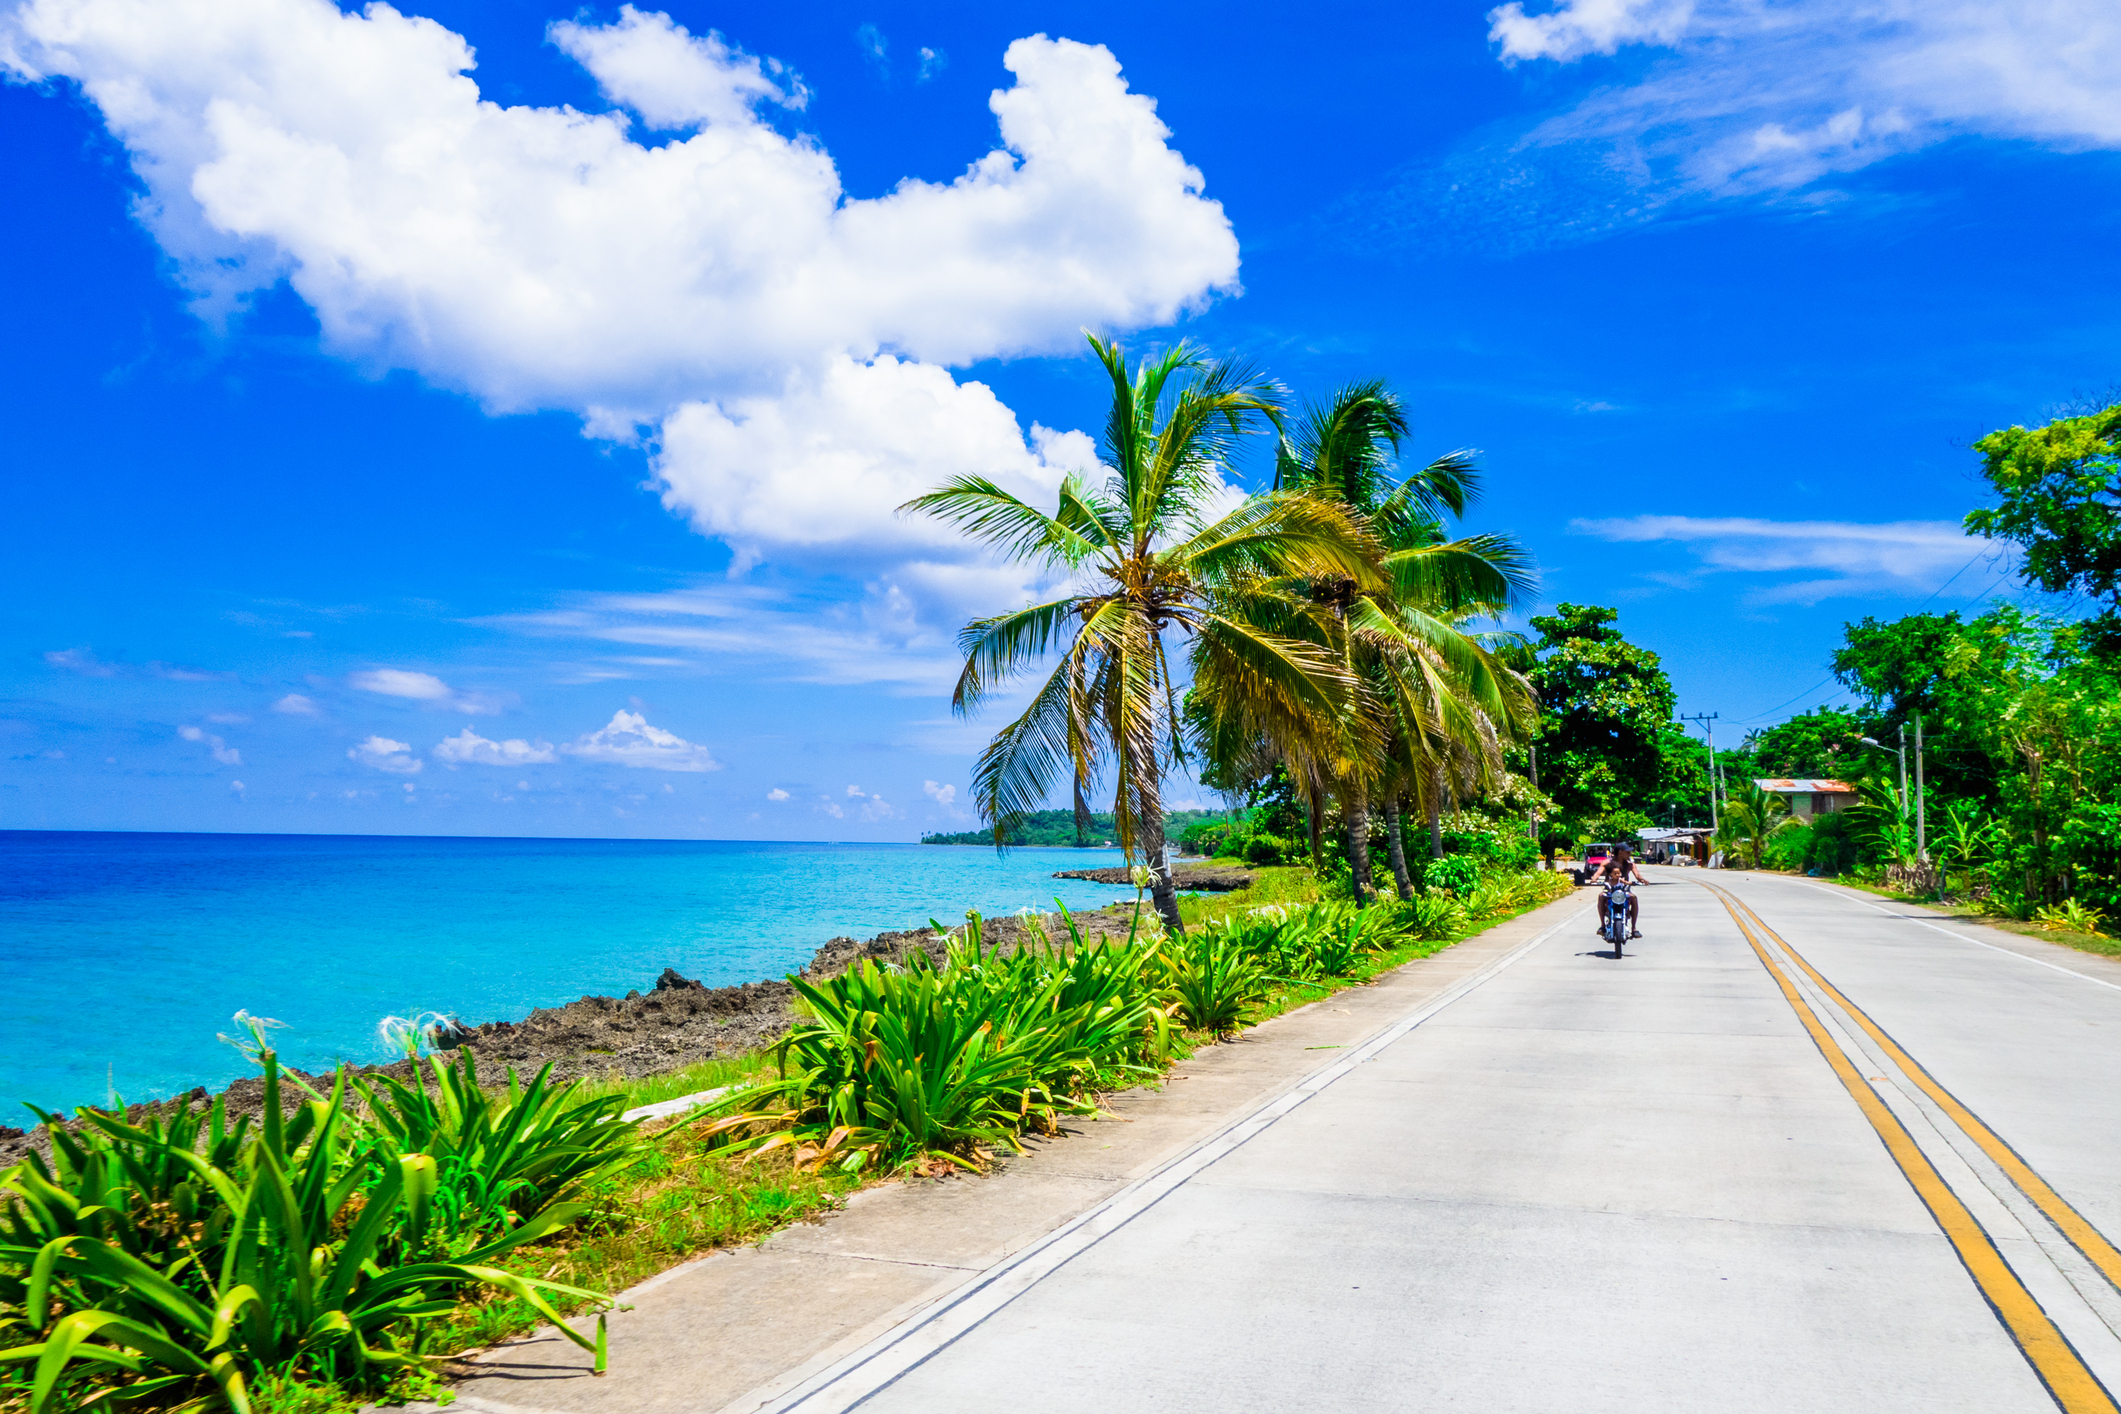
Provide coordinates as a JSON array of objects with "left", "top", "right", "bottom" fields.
[{"left": 0, "top": 831, "right": 1133, "bottom": 1115}]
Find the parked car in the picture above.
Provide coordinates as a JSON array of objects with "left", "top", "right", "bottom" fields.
[{"left": 1576, "top": 842, "right": 1614, "bottom": 885}]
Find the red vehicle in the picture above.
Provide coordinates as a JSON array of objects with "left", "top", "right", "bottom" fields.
[{"left": 1576, "top": 842, "right": 1614, "bottom": 885}]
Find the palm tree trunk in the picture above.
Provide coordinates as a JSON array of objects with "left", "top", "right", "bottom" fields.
[
  {"left": 1137, "top": 772, "right": 1184, "bottom": 936},
  {"left": 1305, "top": 779, "right": 1323, "bottom": 866},
  {"left": 1383, "top": 797, "right": 1414, "bottom": 900},
  {"left": 1427, "top": 768, "right": 1445, "bottom": 859},
  {"left": 1345, "top": 786, "right": 1373, "bottom": 905}
]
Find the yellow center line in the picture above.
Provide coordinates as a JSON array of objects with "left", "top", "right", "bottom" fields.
[
  {"left": 1704, "top": 883, "right": 2117, "bottom": 1414},
  {"left": 1716, "top": 886, "right": 2121, "bottom": 1298}
]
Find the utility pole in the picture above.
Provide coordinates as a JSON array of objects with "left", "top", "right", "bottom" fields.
[
  {"left": 1915, "top": 713, "right": 1927, "bottom": 862},
  {"left": 1861, "top": 729, "right": 1911, "bottom": 857},
  {"left": 1683, "top": 712, "right": 1719, "bottom": 832},
  {"left": 1896, "top": 722, "right": 1909, "bottom": 815},
  {"left": 1528, "top": 742, "right": 1540, "bottom": 850}
]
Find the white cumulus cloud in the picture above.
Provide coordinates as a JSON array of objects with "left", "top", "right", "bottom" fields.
[
  {"left": 432, "top": 726, "right": 557, "bottom": 766},
  {"left": 1489, "top": 0, "right": 1692, "bottom": 64},
  {"left": 272, "top": 693, "right": 318, "bottom": 715},
  {"left": 922, "top": 780, "right": 957, "bottom": 805},
  {"left": 564, "top": 708, "right": 720, "bottom": 771},
  {"left": 766, "top": 787, "right": 790, "bottom": 800},
  {"left": 1, "top": 0, "right": 1237, "bottom": 644},
  {"left": 548, "top": 5, "right": 805, "bottom": 131},
  {"left": 348, "top": 734, "right": 423, "bottom": 774},
  {"left": 178, "top": 724, "right": 242, "bottom": 765}
]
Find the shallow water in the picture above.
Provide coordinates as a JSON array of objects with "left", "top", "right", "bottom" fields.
[{"left": 0, "top": 831, "right": 1133, "bottom": 1114}]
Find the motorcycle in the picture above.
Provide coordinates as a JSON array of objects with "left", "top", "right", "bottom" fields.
[{"left": 1601, "top": 880, "right": 1632, "bottom": 956}]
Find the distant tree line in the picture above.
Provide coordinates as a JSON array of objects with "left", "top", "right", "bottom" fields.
[{"left": 921, "top": 808, "right": 1236, "bottom": 849}]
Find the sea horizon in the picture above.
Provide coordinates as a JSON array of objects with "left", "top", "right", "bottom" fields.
[{"left": 1, "top": 829, "right": 1136, "bottom": 1115}]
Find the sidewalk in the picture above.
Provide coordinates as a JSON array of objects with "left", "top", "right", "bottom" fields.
[{"left": 395, "top": 889, "right": 1591, "bottom": 1414}]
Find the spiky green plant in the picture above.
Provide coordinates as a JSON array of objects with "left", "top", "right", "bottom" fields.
[
  {"left": 707, "top": 909, "right": 1170, "bottom": 1175},
  {"left": 0, "top": 1054, "right": 608, "bottom": 1414},
  {"left": 350, "top": 1051, "right": 652, "bottom": 1258}
]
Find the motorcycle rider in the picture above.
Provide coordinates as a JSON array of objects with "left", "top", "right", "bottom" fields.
[{"left": 1599, "top": 844, "right": 1645, "bottom": 939}]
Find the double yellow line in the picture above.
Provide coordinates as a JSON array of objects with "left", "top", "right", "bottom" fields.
[{"left": 1705, "top": 882, "right": 2120, "bottom": 1414}]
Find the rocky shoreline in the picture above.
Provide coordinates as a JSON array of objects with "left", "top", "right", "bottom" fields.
[
  {"left": 0, "top": 899, "right": 1158, "bottom": 1170},
  {"left": 1053, "top": 862, "right": 1255, "bottom": 891}
]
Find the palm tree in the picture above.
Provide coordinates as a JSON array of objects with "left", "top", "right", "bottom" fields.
[
  {"left": 902, "top": 336, "right": 1373, "bottom": 933},
  {"left": 1716, "top": 780, "right": 1798, "bottom": 868},
  {"left": 1196, "top": 382, "right": 1535, "bottom": 903}
]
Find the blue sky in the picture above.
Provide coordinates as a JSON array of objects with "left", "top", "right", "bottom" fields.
[{"left": 3, "top": 0, "right": 2116, "bottom": 840}]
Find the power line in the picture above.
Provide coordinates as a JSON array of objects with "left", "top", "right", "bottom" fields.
[{"left": 1718, "top": 546, "right": 2015, "bottom": 730}]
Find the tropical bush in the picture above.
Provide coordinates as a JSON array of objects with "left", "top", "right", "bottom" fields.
[
  {"left": 1421, "top": 854, "right": 1480, "bottom": 897},
  {"left": 711, "top": 909, "right": 1174, "bottom": 1175},
  {"left": 1157, "top": 926, "right": 1274, "bottom": 1036},
  {"left": 350, "top": 1049, "right": 652, "bottom": 1259},
  {"left": 0, "top": 1052, "right": 611, "bottom": 1414},
  {"left": 2032, "top": 899, "right": 2109, "bottom": 937}
]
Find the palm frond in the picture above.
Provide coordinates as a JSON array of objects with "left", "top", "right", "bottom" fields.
[
  {"left": 901, "top": 477, "right": 1099, "bottom": 571},
  {"left": 1181, "top": 491, "right": 1378, "bottom": 586},
  {"left": 952, "top": 595, "right": 1096, "bottom": 715},
  {"left": 969, "top": 651, "right": 1094, "bottom": 847},
  {"left": 1380, "top": 535, "right": 1536, "bottom": 612}
]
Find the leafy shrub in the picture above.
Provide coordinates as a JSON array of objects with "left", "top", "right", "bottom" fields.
[
  {"left": 1437, "top": 811, "right": 1539, "bottom": 872},
  {"left": 2059, "top": 803, "right": 2121, "bottom": 916},
  {"left": 1764, "top": 824, "right": 1811, "bottom": 872},
  {"left": 1157, "top": 927, "right": 1273, "bottom": 1037},
  {"left": 712, "top": 910, "right": 1169, "bottom": 1175},
  {"left": 1, "top": 1054, "right": 606, "bottom": 1414},
  {"left": 351, "top": 1051, "right": 650, "bottom": 1259},
  {"left": 1242, "top": 833, "right": 1301, "bottom": 866},
  {"left": 1408, "top": 890, "right": 1470, "bottom": 940},
  {"left": 2032, "top": 899, "right": 2110, "bottom": 937},
  {"left": 1421, "top": 855, "right": 1479, "bottom": 897}
]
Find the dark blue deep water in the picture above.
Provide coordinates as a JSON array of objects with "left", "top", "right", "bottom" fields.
[{"left": 0, "top": 831, "right": 1130, "bottom": 1114}]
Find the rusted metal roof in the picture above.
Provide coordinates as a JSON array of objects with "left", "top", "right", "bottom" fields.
[{"left": 1753, "top": 778, "right": 1857, "bottom": 793}]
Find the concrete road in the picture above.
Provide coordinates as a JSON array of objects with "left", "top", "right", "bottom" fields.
[{"left": 772, "top": 870, "right": 2121, "bottom": 1413}]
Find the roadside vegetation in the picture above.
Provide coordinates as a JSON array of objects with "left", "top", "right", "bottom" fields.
[
  {"left": 1, "top": 862, "right": 1570, "bottom": 1414},
  {"left": 1692, "top": 400, "right": 2121, "bottom": 946}
]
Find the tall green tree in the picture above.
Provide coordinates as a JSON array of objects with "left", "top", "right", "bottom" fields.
[
  {"left": 1829, "top": 610, "right": 1992, "bottom": 803},
  {"left": 1525, "top": 604, "right": 1683, "bottom": 833},
  {"left": 903, "top": 336, "right": 1370, "bottom": 933},
  {"left": 1969, "top": 401, "right": 2121, "bottom": 646},
  {"left": 1741, "top": 706, "right": 1869, "bottom": 780}
]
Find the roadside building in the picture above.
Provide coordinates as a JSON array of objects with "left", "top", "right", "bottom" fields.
[
  {"left": 1639, "top": 826, "right": 1713, "bottom": 865},
  {"left": 1753, "top": 778, "right": 1858, "bottom": 821}
]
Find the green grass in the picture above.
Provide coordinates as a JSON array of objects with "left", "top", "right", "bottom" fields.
[
  {"left": 1176, "top": 864, "right": 1323, "bottom": 925},
  {"left": 570, "top": 1054, "right": 774, "bottom": 1110}
]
